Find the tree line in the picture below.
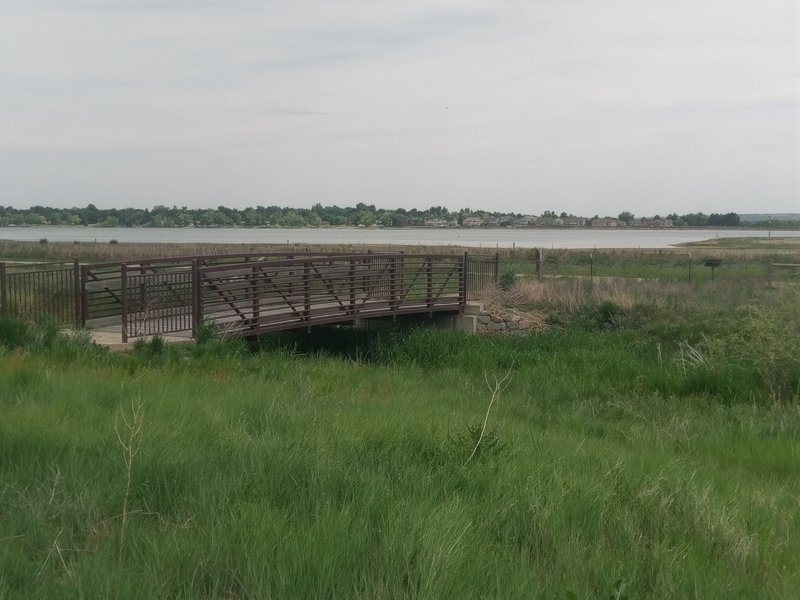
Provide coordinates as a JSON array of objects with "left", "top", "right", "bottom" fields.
[{"left": 0, "top": 203, "right": 779, "bottom": 228}]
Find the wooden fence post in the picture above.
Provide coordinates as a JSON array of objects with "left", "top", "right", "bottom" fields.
[
  {"left": 535, "top": 248, "right": 543, "bottom": 280},
  {"left": 494, "top": 252, "right": 500, "bottom": 283}
]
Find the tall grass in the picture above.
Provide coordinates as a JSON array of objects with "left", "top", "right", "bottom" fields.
[{"left": 0, "top": 279, "right": 799, "bottom": 598}]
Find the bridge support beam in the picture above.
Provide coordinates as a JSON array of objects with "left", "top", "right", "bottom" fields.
[{"left": 353, "top": 302, "right": 482, "bottom": 334}]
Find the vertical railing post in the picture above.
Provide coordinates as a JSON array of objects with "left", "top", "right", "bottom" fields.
[
  {"left": 138, "top": 264, "right": 146, "bottom": 313},
  {"left": 73, "top": 260, "right": 81, "bottom": 324},
  {"left": 426, "top": 256, "right": 433, "bottom": 309},
  {"left": 460, "top": 252, "right": 469, "bottom": 310},
  {"left": 349, "top": 259, "right": 356, "bottom": 316},
  {"left": 398, "top": 251, "right": 405, "bottom": 305},
  {"left": 389, "top": 257, "right": 397, "bottom": 312},
  {"left": 120, "top": 263, "right": 128, "bottom": 343},
  {"left": 494, "top": 252, "right": 500, "bottom": 284},
  {"left": 688, "top": 253, "right": 693, "bottom": 284},
  {"left": 80, "top": 265, "right": 89, "bottom": 326},
  {"left": 303, "top": 262, "right": 311, "bottom": 328},
  {"left": 191, "top": 259, "right": 200, "bottom": 337},
  {"left": 251, "top": 262, "right": 260, "bottom": 330},
  {"left": 0, "top": 262, "right": 7, "bottom": 317},
  {"left": 364, "top": 249, "right": 372, "bottom": 300}
]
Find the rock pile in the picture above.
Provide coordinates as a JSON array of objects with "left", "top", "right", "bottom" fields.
[{"left": 475, "top": 310, "right": 536, "bottom": 334}]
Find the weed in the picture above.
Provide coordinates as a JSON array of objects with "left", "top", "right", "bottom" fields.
[
  {"left": 463, "top": 367, "right": 513, "bottom": 467},
  {"left": 499, "top": 269, "right": 517, "bottom": 291},
  {"left": 594, "top": 300, "right": 623, "bottom": 330},
  {"left": 114, "top": 397, "right": 144, "bottom": 558}
]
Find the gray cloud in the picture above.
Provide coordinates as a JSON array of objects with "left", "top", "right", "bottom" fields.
[{"left": 0, "top": 0, "right": 797, "bottom": 215}]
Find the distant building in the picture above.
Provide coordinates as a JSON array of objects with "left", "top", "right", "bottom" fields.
[
  {"left": 483, "top": 216, "right": 500, "bottom": 227},
  {"left": 565, "top": 217, "right": 586, "bottom": 227},
  {"left": 592, "top": 218, "right": 618, "bottom": 227},
  {"left": 513, "top": 215, "right": 537, "bottom": 228},
  {"left": 462, "top": 216, "right": 482, "bottom": 227},
  {"left": 498, "top": 215, "right": 516, "bottom": 227}
]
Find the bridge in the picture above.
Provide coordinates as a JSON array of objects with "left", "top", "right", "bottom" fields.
[{"left": 0, "top": 252, "right": 498, "bottom": 343}]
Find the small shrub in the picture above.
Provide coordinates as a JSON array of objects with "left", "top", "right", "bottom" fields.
[
  {"left": 594, "top": 300, "right": 623, "bottom": 330},
  {"left": 109, "top": 239, "right": 119, "bottom": 245},
  {"left": 195, "top": 321, "right": 220, "bottom": 345},
  {"left": 31, "top": 320, "right": 61, "bottom": 349},
  {"left": 499, "top": 269, "right": 517, "bottom": 291},
  {"left": 447, "top": 425, "right": 509, "bottom": 462},
  {"left": 39, "top": 238, "right": 48, "bottom": 245},
  {"left": 726, "top": 303, "right": 800, "bottom": 402},
  {"left": 133, "top": 335, "right": 166, "bottom": 360},
  {"left": 0, "top": 316, "right": 31, "bottom": 349}
]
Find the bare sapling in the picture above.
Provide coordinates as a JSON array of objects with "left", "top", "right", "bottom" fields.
[
  {"left": 115, "top": 397, "right": 144, "bottom": 557},
  {"left": 463, "top": 364, "right": 514, "bottom": 468}
]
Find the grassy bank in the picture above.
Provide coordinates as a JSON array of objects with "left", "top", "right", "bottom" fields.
[{"left": 1, "top": 276, "right": 799, "bottom": 598}]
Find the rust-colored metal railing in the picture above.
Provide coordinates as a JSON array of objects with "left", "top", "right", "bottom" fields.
[
  {"left": 0, "top": 251, "right": 500, "bottom": 341},
  {"left": 193, "top": 252, "right": 497, "bottom": 338},
  {"left": 0, "top": 261, "right": 80, "bottom": 324}
]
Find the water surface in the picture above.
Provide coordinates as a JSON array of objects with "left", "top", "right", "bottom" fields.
[{"left": 1, "top": 226, "right": 795, "bottom": 249}]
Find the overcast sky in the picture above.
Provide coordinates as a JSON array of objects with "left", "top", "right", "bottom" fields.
[{"left": 1, "top": 0, "right": 798, "bottom": 216}]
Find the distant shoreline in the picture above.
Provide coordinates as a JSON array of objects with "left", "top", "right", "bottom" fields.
[{"left": 2, "top": 224, "right": 797, "bottom": 231}]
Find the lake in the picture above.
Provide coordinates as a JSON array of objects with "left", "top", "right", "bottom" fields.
[{"left": 0, "top": 226, "right": 796, "bottom": 249}]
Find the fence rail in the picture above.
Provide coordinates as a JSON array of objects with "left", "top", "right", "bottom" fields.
[
  {"left": 0, "top": 261, "right": 80, "bottom": 324},
  {"left": 195, "top": 253, "right": 473, "bottom": 338},
  {"left": 0, "top": 252, "right": 500, "bottom": 340}
]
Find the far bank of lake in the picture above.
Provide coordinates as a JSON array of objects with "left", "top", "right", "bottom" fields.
[{"left": 1, "top": 226, "right": 797, "bottom": 249}]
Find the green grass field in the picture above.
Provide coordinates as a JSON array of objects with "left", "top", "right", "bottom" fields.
[{"left": 1, "top": 275, "right": 800, "bottom": 599}]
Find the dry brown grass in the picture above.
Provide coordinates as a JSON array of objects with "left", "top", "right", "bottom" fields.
[
  {"left": 0, "top": 240, "right": 510, "bottom": 264},
  {"left": 485, "top": 278, "right": 691, "bottom": 313}
]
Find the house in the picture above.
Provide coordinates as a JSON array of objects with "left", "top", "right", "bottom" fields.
[
  {"left": 513, "top": 215, "right": 537, "bottom": 228},
  {"left": 462, "top": 216, "right": 482, "bottom": 227},
  {"left": 564, "top": 217, "right": 586, "bottom": 227},
  {"left": 498, "top": 215, "right": 516, "bottom": 227},
  {"left": 591, "top": 218, "right": 618, "bottom": 227}
]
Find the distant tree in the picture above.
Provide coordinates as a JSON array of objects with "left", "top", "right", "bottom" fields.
[
  {"left": 681, "top": 212, "right": 708, "bottom": 227},
  {"left": 618, "top": 211, "right": 635, "bottom": 224},
  {"left": 282, "top": 211, "right": 305, "bottom": 227},
  {"left": 707, "top": 212, "right": 740, "bottom": 227}
]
